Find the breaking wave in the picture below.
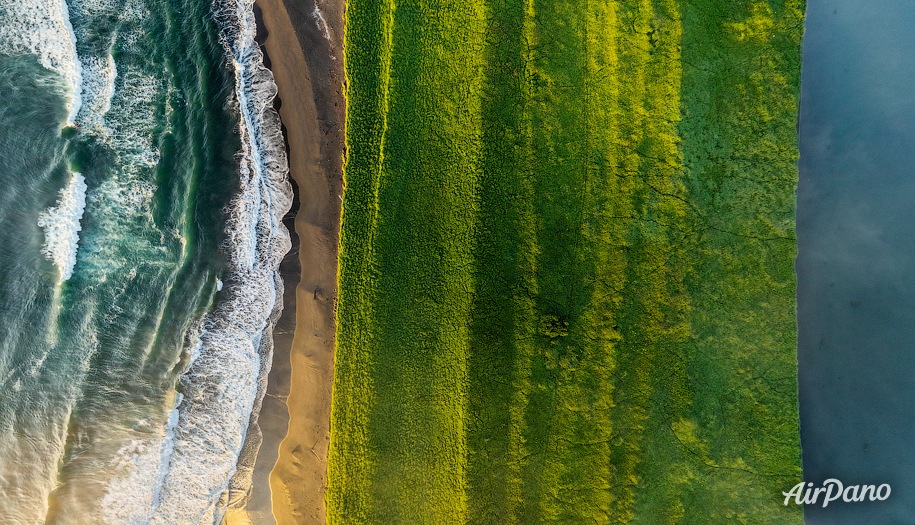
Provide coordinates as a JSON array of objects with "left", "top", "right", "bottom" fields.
[
  {"left": 99, "top": 0, "right": 292, "bottom": 521},
  {"left": 37, "top": 172, "right": 87, "bottom": 283},
  {"left": 74, "top": 53, "right": 117, "bottom": 128},
  {"left": 0, "top": 0, "right": 84, "bottom": 125}
]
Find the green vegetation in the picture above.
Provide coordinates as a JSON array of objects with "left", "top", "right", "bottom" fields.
[{"left": 328, "top": 0, "right": 805, "bottom": 523}]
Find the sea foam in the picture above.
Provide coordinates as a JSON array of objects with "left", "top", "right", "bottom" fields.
[
  {"left": 75, "top": 53, "right": 117, "bottom": 128},
  {"left": 146, "top": 0, "right": 292, "bottom": 517},
  {"left": 0, "top": 0, "right": 84, "bottom": 125},
  {"left": 312, "top": 4, "right": 332, "bottom": 42},
  {"left": 37, "top": 172, "right": 87, "bottom": 283},
  {"left": 99, "top": 0, "right": 292, "bottom": 521}
]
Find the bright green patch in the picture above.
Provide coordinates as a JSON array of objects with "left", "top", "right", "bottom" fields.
[{"left": 328, "top": 0, "right": 805, "bottom": 523}]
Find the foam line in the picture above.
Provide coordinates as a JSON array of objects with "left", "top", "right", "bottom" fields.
[
  {"left": 0, "top": 0, "right": 84, "bottom": 125},
  {"left": 37, "top": 172, "right": 88, "bottom": 283},
  {"left": 98, "top": 0, "right": 293, "bottom": 520}
]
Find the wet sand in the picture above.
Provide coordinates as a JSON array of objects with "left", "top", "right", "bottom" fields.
[{"left": 234, "top": 0, "right": 345, "bottom": 523}]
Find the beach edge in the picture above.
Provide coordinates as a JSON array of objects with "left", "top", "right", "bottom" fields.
[{"left": 248, "top": 0, "right": 345, "bottom": 523}]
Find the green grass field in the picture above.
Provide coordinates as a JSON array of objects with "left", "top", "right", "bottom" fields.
[{"left": 328, "top": 0, "right": 805, "bottom": 523}]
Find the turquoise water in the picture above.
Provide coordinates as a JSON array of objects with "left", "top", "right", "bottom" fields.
[{"left": 0, "top": 0, "right": 290, "bottom": 522}]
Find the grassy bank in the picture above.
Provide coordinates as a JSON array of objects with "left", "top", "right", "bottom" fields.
[{"left": 328, "top": 0, "right": 805, "bottom": 523}]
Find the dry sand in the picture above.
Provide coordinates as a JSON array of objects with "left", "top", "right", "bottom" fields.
[{"left": 226, "top": 0, "right": 345, "bottom": 523}]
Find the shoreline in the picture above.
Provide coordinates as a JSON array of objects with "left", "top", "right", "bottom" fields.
[{"left": 246, "top": 0, "right": 345, "bottom": 523}]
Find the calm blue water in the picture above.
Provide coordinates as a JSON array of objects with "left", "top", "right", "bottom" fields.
[
  {"left": 0, "top": 0, "right": 290, "bottom": 522},
  {"left": 798, "top": 0, "right": 915, "bottom": 523}
]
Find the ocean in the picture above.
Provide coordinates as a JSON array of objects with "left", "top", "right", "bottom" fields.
[{"left": 0, "top": 0, "right": 291, "bottom": 522}]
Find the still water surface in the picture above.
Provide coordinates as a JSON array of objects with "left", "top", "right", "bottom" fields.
[{"left": 798, "top": 0, "right": 915, "bottom": 523}]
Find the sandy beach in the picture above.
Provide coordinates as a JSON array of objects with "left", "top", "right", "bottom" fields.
[{"left": 227, "top": 0, "right": 345, "bottom": 523}]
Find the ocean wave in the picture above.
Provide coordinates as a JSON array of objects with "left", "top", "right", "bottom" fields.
[
  {"left": 46, "top": 0, "right": 168, "bottom": 280},
  {"left": 99, "top": 0, "right": 293, "bottom": 520},
  {"left": 75, "top": 53, "right": 117, "bottom": 128},
  {"left": 78, "top": 65, "right": 169, "bottom": 277},
  {"left": 67, "top": 0, "right": 160, "bottom": 184},
  {"left": 69, "top": 0, "right": 153, "bottom": 129},
  {"left": 98, "top": 391, "right": 184, "bottom": 524},
  {"left": 0, "top": 0, "right": 84, "bottom": 125},
  {"left": 37, "top": 172, "right": 87, "bottom": 283}
]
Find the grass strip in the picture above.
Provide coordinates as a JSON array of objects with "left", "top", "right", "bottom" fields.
[{"left": 329, "top": 1, "right": 805, "bottom": 523}]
